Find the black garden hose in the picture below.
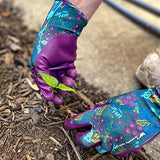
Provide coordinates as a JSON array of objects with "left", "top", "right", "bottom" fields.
[
  {"left": 127, "top": 0, "right": 160, "bottom": 16},
  {"left": 104, "top": 0, "right": 160, "bottom": 37}
]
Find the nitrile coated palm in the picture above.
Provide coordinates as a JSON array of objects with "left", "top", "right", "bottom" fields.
[
  {"left": 30, "top": 0, "right": 87, "bottom": 104},
  {"left": 64, "top": 86, "right": 160, "bottom": 157}
]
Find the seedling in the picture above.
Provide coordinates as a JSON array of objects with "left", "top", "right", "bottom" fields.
[{"left": 38, "top": 73, "right": 77, "bottom": 94}]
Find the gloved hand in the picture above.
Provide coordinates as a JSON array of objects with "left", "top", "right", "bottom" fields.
[
  {"left": 30, "top": 0, "right": 87, "bottom": 104},
  {"left": 64, "top": 86, "right": 160, "bottom": 157}
]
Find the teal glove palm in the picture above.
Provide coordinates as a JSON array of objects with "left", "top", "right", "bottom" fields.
[{"left": 64, "top": 87, "right": 160, "bottom": 157}]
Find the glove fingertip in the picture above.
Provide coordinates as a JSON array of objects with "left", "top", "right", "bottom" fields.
[
  {"left": 61, "top": 76, "right": 74, "bottom": 87},
  {"left": 75, "top": 131, "right": 101, "bottom": 148},
  {"left": 67, "top": 69, "right": 77, "bottom": 80},
  {"left": 75, "top": 132, "right": 86, "bottom": 147},
  {"left": 31, "top": 67, "right": 39, "bottom": 86},
  {"left": 52, "top": 94, "right": 63, "bottom": 104},
  {"left": 64, "top": 116, "right": 77, "bottom": 129},
  {"left": 64, "top": 116, "right": 91, "bottom": 130},
  {"left": 41, "top": 89, "right": 54, "bottom": 101}
]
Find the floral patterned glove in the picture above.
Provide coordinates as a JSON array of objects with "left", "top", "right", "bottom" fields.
[
  {"left": 30, "top": 0, "right": 87, "bottom": 104},
  {"left": 64, "top": 86, "right": 160, "bottom": 157}
]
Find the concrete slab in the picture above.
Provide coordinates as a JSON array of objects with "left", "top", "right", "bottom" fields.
[
  {"left": 13, "top": 0, "right": 160, "bottom": 159},
  {"left": 13, "top": 0, "right": 53, "bottom": 29},
  {"left": 77, "top": 1, "right": 160, "bottom": 96}
]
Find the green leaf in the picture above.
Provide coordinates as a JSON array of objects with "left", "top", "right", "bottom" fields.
[
  {"left": 57, "top": 92, "right": 62, "bottom": 100},
  {"left": 57, "top": 83, "right": 77, "bottom": 94},
  {"left": 51, "top": 88, "right": 58, "bottom": 93},
  {"left": 38, "top": 73, "right": 77, "bottom": 95},
  {"left": 38, "top": 73, "right": 58, "bottom": 88}
]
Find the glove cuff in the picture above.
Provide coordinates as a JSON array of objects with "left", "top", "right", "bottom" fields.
[
  {"left": 142, "top": 87, "right": 160, "bottom": 120},
  {"left": 41, "top": 0, "right": 88, "bottom": 36},
  {"left": 153, "top": 86, "right": 160, "bottom": 119}
]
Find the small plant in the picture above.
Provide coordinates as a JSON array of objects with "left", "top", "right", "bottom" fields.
[{"left": 39, "top": 73, "right": 77, "bottom": 94}]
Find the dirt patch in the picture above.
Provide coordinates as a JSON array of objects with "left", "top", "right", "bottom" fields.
[{"left": 0, "top": 1, "right": 152, "bottom": 160}]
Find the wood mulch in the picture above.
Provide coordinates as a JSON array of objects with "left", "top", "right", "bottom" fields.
[{"left": 0, "top": 0, "right": 152, "bottom": 159}]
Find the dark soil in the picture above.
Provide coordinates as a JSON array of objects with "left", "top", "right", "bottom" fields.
[{"left": 0, "top": 1, "right": 152, "bottom": 160}]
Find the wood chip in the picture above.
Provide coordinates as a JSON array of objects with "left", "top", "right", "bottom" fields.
[
  {"left": 4, "top": 53, "right": 14, "bottom": 64},
  {"left": 5, "top": 95, "right": 14, "bottom": 100},
  {"left": 46, "top": 153, "right": 54, "bottom": 160},
  {"left": 66, "top": 151, "right": 71, "bottom": 160},
  {"left": 137, "top": 150, "right": 150, "bottom": 160},
  {"left": 49, "top": 136, "right": 62, "bottom": 148},
  {"left": 10, "top": 43, "right": 21, "bottom": 52},
  {"left": 128, "top": 155, "right": 133, "bottom": 160},
  {"left": 46, "top": 121, "right": 64, "bottom": 126},
  {"left": 77, "top": 91, "right": 94, "bottom": 106},
  {"left": 59, "top": 127, "right": 82, "bottom": 160},
  {"left": 14, "top": 137, "right": 22, "bottom": 152},
  {"left": 0, "top": 49, "right": 8, "bottom": 55},
  {"left": 7, "top": 84, "right": 13, "bottom": 95},
  {"left": 16, "top": 97, "right": 26, "bottom": 103},
  {"left": 35, "top": 93, "right": 42, "bottom": 100},
  {"left": 39, "top": 149, "right": 44, "bottom": 158},
  {"left": 0, "top": 109, "right": 11, "bottom": 117},
  {"left": 1, "top": 11, "right": 11, "bottom": 17},
  {"left": 61, "top": 101, "right": 80, "bottom": 109},
  {"left": 30, "top": 109, "right": 41, "bottom": 124},
  {"left": 18, "top": 88, "right": 30, "bottom": 94},
  {"left": 26, "top": 154, "right": 31, "bottom": 160},
  {"left": 25, "top": 78, "right": 39, "bottom": 91},
  {"left": 14, "top": 115, "right": 31, "bottom": 122},
  {"left": 6, "top": 35, "right": 21, "bottom": 52},
  {"left": 7, "top": 35, "right": 20, "bottom": 44},
  {"left": 0, "top": 116, "right": 8, "bottom": 122},
  {"left": 0, "top": 105, "right": 9, "bottom": 112},
  {"left": 86, "top": 153, "right": 104, "bottom": 160},
  {"left": 20, "top": 90, "right": 32, "bottom": 97}
]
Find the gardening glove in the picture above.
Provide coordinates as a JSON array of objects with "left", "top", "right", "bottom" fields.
[
  {"left": 30, "top": 0, "right": 87, "bottom": 104},
  {"left": 64, "top": 86, "right": 160, "bottom": 157}
]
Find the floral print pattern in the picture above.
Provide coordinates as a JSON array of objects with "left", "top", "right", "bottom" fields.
[
  {"left": 31, "top": 0, "right": 87, "bottom": 66},
  {"left": 70, "top": 86, "right": 160, "bottom": 155}
]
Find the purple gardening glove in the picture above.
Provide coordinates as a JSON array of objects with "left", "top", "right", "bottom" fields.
[
  {"left": 64, "top": 87, "right": 160, "bottom": 157},
  {"left": 30, "top": 0, "right": 87, "bottom": 104}
]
